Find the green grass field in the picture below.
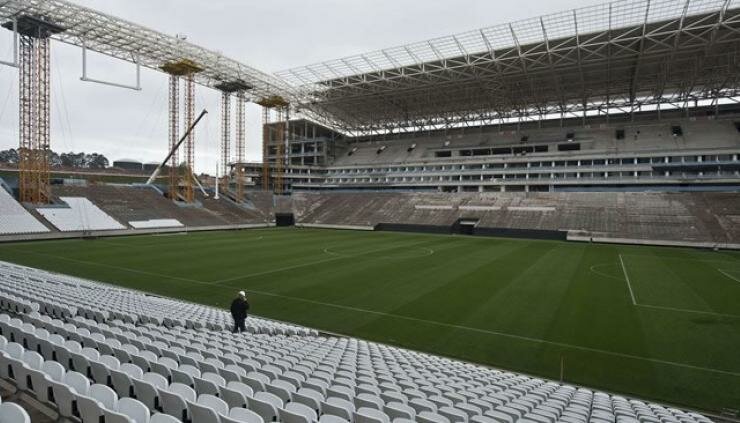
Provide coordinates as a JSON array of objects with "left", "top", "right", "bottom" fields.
[{"left": 0, "top": 228, "right": 738, "bottom": 413}]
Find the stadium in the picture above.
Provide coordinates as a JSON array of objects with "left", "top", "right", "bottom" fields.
[{"left": 0, "top": 0, "right": 738, "bottom": 422}]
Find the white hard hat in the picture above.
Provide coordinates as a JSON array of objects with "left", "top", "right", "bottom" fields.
[{"left": 238, "top": 291, "right": 246, "bottom": 297}]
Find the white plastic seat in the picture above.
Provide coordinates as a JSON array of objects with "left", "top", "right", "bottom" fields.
[
  {"left": 354, "top": 407, "right": 391, "bottom": 423},
  {"left": 77, "top": 384, "right": 118, "bottom": 423},
  {"left": 111, "top": 363, "right": 143, "bottom": 398},
  {"left": 132, "top": 350, "right": 158, "bottom": 372},
  {"left": 33, "top": 360, "right": 65, "bottom": 403},
  {"left": 171, "top": 365, "right": 199, "bottom": 387},
  {"left": 150, "top": 413, "right": 181, "bottom": 423},
  {"left": 159, "top": 382, "right": 195, "bottom": 422},
  {"left": 229, "top": 406, "right": 265, "bottom": 423},
  {"left": 283, "top": 401, "right": 318, "bottom": 423},
  {"left": 91, "top": 354, "right": 120, "bottom": 385},
  {"left": 17, "top": 350, "right": 43, "bottom": 391},
  {"left": 188, "top": 394, "right": 228, "bottom": 423},
  {"left": 220, "top": 364, "right": 247, "bottom": 382},
  {"left": 292, "top": 387, "right": 323, "bottom": 413},
  {"left": 355, "top": 393, "right": 384, "bottom": 410},
  {"left": 220, "top": 383, "right": 251, "bottom": 409},
  {"left": 49, "top": 371, "right": 90, "bottom": 419},
  {"left": 251, "top": 391, "right": 283, "bottom": 422},
  {"left": 437, "top": 406, "right": 467, "bottom": 423},
  {"left": 327, "top": 385, "right": 354, "bottom": 402},
  {"left": 319, "top": 415, "right": 349, "bottom": 423},
  {"left": 321, "top": 397, "right": 355, "bottom": 421},
  {"left": 115, "top": 397, "right": 151, "bottom": 423},
  {"left": 194, "top": 372, "right": 225, "bottom": 396},
  {"left": 0, "top": 402, "right": 31, "bottom": 423},
  {"left": 55, "top": 340, "right": 82, "bottom": 369},
  {"left": 384, "top": 402, "right": 415, "bottom": 420},
  {"left": 409, "top": 398, "right": 437, "bottom": 414},
  {"left": 150, "top": 356, "right": 178, "bottom": 381}
]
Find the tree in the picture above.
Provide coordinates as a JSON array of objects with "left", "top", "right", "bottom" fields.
[
  {"left": 49, "top": 151, "right": 61, "bottom": 167},
  {"left": 85, "top": 153, "right": 109, "bottom": 169},
  {"left": 0, "top": 148, "right": 108, "bottom": 169},
  {"left": 0, "top": 149, "right": 19, "bottom": 164}
]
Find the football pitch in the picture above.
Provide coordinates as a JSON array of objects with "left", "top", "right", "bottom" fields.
[{"left": 0, "top": 228, "right": 738, "bottom": 413}]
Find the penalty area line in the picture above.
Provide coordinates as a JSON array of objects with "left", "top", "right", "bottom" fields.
[
  {"left": 241, "top": 288, "right": 740, "bottom": 378},
  {"left": 718, "top": 268, "right": 740, "bottom": 285},
  {"left": 618, "top": 254, "right": 637, "bottom": 305}
]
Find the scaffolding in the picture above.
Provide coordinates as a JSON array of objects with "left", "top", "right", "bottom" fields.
[
  {"left": 167, "top": 75, "right": 179, "bottom": 200},
  {"left": 7, "top": 16, "right": 63, "bottom": 204},
  {"left": 182, "top": 74, "right": 196, "bottom": 203},
  {"left": 257, "top": 96, "right": 289, "bottom": 194},
  {"left": 235, "top": 92, "right": 246, "bottom": 202},
  {"left": 161, "top": 59, "right": 202, "bottom": 203},
  {"left": 273, "top": 107, "right": 286, "bottom": 195},
  {"left": 215, "top": 79, "right": 251, "bottom": 201},
  {"left": 220, "top": 91, "right": 230, "bottom": 195},
  {"left": 261, "top": 106, "right": 270, "bottom": 192}
]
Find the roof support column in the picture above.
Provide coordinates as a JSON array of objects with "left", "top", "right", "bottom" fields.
[
  {"left": 235, "top": 92, "right": 246, "bottom": 202},
  {"left": 167, "top": 74, "right": 180, "bottom": 200},
  {"left": 220, "top": 91, "right": 231, "bottom": 196},
  {"left": 161, "top": 59, "right": 203, "bottom": 203},
  {"left": 4, "top": 16, "right": 64, "bottom": 204}
]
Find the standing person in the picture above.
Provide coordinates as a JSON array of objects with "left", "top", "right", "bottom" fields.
[{"left": 230, "top": 291, "right": 250, "bottom": 333}]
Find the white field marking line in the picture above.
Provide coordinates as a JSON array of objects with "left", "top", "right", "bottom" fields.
[
  {"left": 5, "top": 250, "right": 740, "bottom": 377},
  {"left": 323, "top": 246, "right": 435, "bottom": 259},
  {"left": 718, "top": 268, "right": 740, "bottom": 284},
  {"left": 589, "top": 263, "right": 625, "bottom": 281},
  {"left": 636, "top": 303, "right": 740, "bottom": 319},
  {"left": 621, "top": 253, "right": 740, "bottom": 265},
  {"left": 618, "top": 255, "right": 739, "bottom": 318},
  {"left": 618, "top": 254, "right": 638, "bottom": 305},
  {"left": 210, "top": 240, "right": 433, "bottom": 284},
  {"left": 241, "top": 287, "right": 740, "bottom": 378},
  {"left": 9, "top": 249, "right": 204, "bottom": 285}
]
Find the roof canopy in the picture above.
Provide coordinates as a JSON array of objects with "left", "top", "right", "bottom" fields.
[
  {"left": 279, "top": 0, "right": 740, "bottom": 135},
  {"left": 0, "top": 0, "right": 296, "bottom": 101}
]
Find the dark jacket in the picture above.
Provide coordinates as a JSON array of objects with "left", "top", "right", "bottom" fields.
[{"left": 230, "top": 297, "right": 250, "bottom": 320}]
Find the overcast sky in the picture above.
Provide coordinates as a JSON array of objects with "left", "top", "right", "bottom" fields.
[{"left": 0, "top": 0, "right": 594, "bottom": 174}]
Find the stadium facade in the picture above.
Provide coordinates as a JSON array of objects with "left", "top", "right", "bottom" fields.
[{"left": 239, "top": 0, "right": 740, "bottom": 194}]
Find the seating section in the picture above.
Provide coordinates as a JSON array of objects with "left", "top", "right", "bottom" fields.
[
  {"left": 129, "top": 219, "right": 184, "bottom": 229},
  {"left": 37, "top": 197, "right": 126, "bottom": 232},
  {"left": 0, "top": 261, "right": 315, "bottom": 337},
  {"left": 0, "top": 260, "right": 715, "bottom": 423},
  {"left": 53, "top": 185, "right": 272, "bottom": 228},
  {"left": 0, "top": 188, "right": 49, "bottom": 235},
  {"left": 293, "top": 191, "right": 740, "bottom": 244}
]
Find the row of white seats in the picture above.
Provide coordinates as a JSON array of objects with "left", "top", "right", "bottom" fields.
[
  {"left": 0, "top": 262, "right": 716, "bottom": 423},
  {"left": 37, "top": 197, "right": 126, "bottom": 232},
  {"left": 0, "top": 188, "right": 49, "bottom": 235},
  {"left": 0, "top": 313, "right": 398, "bottom": 423},
  {"left": 0, "top": 261, "right": 316, "bottom": 336},
  {"left": 4, "top": 305, "right": 715, "bottom": 423},
  {"left": 129, "top": 219, "right": 184, "bottom": 229}
]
